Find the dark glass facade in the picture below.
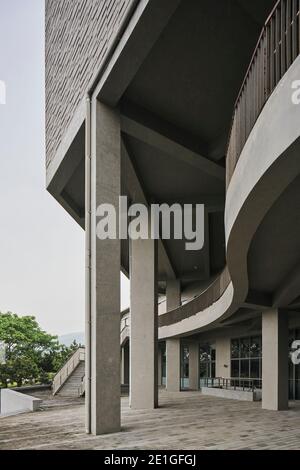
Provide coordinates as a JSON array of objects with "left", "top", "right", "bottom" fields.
[
  {"left": 289, "top": 329, "right": 300, "bottom": 400},
  {"left": 199, "top": 343, "right": 216, "bottom": 387},
  {"left": 180, "top": 345, "right": 189, "bottom": 389},
  {"left": 160, "top": 342, "right": 166, "bottom": 386},
  {"left": 231, "top": 336, "right": 262, "bottom": 388}
]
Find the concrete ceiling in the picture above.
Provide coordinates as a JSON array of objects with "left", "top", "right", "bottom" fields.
[
  {"left": 248, "top": 173, "right": 300, "bottom": 306},
  {"left": 58, "top": 0, "right": 277, "bottom": 290},
  {"left": 125, "top": 0, "right": 276, "bottom": 160}
]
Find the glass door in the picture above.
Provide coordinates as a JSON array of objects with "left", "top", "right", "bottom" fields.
[
  {"left": 199, "top": 343, "right": 216, "bottom": 388},
  {"left": 180, "top": 344, "right": 189, "bottom": 390}
]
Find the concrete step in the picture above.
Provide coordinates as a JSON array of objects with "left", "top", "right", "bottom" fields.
[{"left": 56, "top": 362, "right": 85, "bottom": 398}]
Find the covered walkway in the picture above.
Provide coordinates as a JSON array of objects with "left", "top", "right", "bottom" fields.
[{"left": 0, "top": 391, "right": 300, "bottom": 450}]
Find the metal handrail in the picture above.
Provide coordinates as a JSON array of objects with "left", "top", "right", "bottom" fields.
[
  {"left": 227, "top": 0, "right": 300, "bottom": 186},
  {"left": 158, "top": 267, "right": 231, "bottom": 327},
  {"left": 202, "top": 377, "right": 262, "bottom": 392}
]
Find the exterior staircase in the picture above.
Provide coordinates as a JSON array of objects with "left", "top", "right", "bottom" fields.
[
  {"left": 52, "top": 348, "right": 85, "bottom": 397},
  {"left": 53, "top": 310, "right": 131, "bottom": 398}
]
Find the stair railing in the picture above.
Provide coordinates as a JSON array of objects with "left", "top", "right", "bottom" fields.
[{"left": 52, "top": 347, "right": 85, "bottom": 395}]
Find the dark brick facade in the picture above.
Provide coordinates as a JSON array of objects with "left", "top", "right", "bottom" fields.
[{"left": 45, "top": 0, "right": 136, "bottom": 168}]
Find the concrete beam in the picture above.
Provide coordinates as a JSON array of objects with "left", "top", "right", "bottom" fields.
[
  {"left": 121, "top": 115, "right": 225, "bottom": 181},
  {"left": 161, "top": 196, "right": 225, "bottom": 213},
  {"left": 122, "top": 139, "right": 176, "bottom": 281}
]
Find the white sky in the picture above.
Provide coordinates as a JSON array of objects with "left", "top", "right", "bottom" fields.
[{"left": 0, "top": 0, "right": 130, "bottom": 336}]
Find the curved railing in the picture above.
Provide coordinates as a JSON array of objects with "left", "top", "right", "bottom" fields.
[
  {"left": 158, "top": 267, "right": 231, "bottom": 328},
  {"left": 226, "top": 0, "right": 300, "bottom": 186}
]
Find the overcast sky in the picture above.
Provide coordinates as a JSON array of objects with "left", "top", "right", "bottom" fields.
[{"left": 0, "top": 0, "right": 130, "bottom": 336}]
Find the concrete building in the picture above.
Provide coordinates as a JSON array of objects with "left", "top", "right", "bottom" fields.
[{"left": 46, "top": 0, "right": 300, "bottom": 435}]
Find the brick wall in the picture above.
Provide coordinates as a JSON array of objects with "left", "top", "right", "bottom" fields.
[{"left": 45, "top": 0, "right": 136, "bottom": 169}]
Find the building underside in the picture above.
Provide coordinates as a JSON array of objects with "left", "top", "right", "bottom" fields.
[{"left": 46, "top": 0, "right": 300, "bottom": 434}]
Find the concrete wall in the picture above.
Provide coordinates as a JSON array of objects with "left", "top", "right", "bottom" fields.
[
  {"left": 45, "top": 0, "right": 136, "bottom": 169},
  {"left": 201, "top": 387, "right": 261, "bottom": 402},
  {"left": 0, "top": 389, "right": 42, "bottom": 416}
]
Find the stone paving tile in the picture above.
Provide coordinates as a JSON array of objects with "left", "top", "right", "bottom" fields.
[{"left": 0, "top": 391, "right": 300, "bottom": 450}]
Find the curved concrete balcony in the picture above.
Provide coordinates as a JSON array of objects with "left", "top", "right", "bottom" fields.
[
  {"left": 158, "top": 268, "right": 233, "bottom": 338},
  {"left": 159, "top": 0, "right": 300, "bottom": 339},
  {"left": 226, "top": 0, "right": 300, "bottom": 314}
]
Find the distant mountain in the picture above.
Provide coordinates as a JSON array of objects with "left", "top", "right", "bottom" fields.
[{"left": 59, "top": 332, "right": 85, "bottom": 347}]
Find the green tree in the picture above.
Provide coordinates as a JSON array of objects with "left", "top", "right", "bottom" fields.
[{"left": 0, "top": 312, "right": 82, "bottom": 387}]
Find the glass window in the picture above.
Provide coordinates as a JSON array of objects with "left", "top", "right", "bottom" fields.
[
  {"left": 181, "top": 345, "right": 189, "bottom": 389},
  {"left": 250, "top": 336, "right": 261, "bottom": 358},
  {"left": 250, "top": 359, "right": 260, "bottom": 378},
  {"left": 199, "top": 343, "right": 216, "bottom": 388},
  {"left": 240, "top": 338, "right": 250, "bottom": 358},
  {"left": 231, "top": 336, "right": 262, "bottom": 389},
  {"left": 199, "top": 361, "right": 208, "bottom": 378},
  {"left": 211, "top": 347, "right": 216, "bottom": 362},
  {"left": 240, "top": 359, "right": 249, "bottom": 378},
  {"left": 211, "top": 362, "right": 216, "bottom": 378},
  {"left": 289, "top": 329, "right": 300, "bottom": 400},
  {"left": 231, "top": 339, "right": 239, "bottom": 358},
  {"left": 231, "top": 360, "right": 239, "bottom": 378}
]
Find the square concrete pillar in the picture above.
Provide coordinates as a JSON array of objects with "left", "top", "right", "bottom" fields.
[
  {"left": 121, "top": 342, "right": 129, "bottom": 385},
  {"left": 166, "top": 279, "right": 181, "bottom": 311},
  {"left": 189, "top": 342, "right": 199, "bottom": 390},
  {"left": 262, "top": 309, "right": 288, "bottom": 411},
  {"left": 216, "top": 337, "right": 231, "bottom": 379},
  {"left": 130, "top": 237, "right": 158, "bottom": 409},
  {"left": 89, "top": 100, "right": 121, "bottom": 435},
  {"left": 166, "top": 339, "right": 181, "bottom": 392},
  {"left": 166, "top": 280, "right": 181, "bottom": 392},
  {"left": 158, "top": 344, "right": 162, "bottom": 386}
]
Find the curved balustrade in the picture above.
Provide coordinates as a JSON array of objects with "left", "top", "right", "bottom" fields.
[
  {"left": 158, "top": 267, "right": 231, "bottom": 328},
  {"left": 227, "top": 0, "right": 300, "bottom": 186}
]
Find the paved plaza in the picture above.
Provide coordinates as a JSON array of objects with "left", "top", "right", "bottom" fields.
[{"left": 0, "top": 391, "right": 300, "bottom": 450}]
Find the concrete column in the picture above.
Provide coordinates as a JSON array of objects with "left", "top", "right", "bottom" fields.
[
  {"left": 166, "top": 339, "right": 181, "bottom": 391},
  {"left": 189, "top": 342, "right": 199, "bottom": 390},
  {"left": 121, "top": 342, "right": 129, "bottom": 385},
  {"left": 216, "top": 337, "right": 231, "bottom": 379},
  {"left": 89, "top": 100, "right": 121, "bottom": 435},
  {"left": 262, "top": 309, "right": 289, "bottom": 411},
  {"left": 158, "top": 344, "right": 162, "bottom": 386},
  {"left": 166, "top": 280, "right": 181, "bottom": 392},
  {"left": 130, "top": 237, "right": 158, "bottom": 409},
  {"left": 166, "top": 279, "right": 181, "bottom": 311}
]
